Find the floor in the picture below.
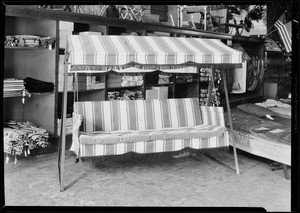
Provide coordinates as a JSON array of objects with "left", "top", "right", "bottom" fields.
[{"left": 4, "top": 144, "right": 291, "bottom": 211}]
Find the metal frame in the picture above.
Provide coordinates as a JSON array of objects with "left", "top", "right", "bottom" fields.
[{"left": 58, "top": 40, "right": 240, "bottom": 192}]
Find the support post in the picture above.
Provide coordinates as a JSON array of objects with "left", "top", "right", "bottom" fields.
[
  {"left": 58, "top": 52, "right": 69, "bottom": 192},
  {"left": 221, "top": 69, "right": 240, "bottom": 175},
  {"left": 207, "top": 68, "right": 215, "bottom": 106}
]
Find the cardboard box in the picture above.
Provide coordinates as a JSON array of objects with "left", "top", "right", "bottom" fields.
[
  {"left": 59, "top": 30, "right": 73, "bottom": 48},
  {"left": 158, "top": 74, "right": 170, "bottom": 84},
  {"left": 59, "top": 21, "right": 74, "bottom": 31},
  {"left": 146, "top": 86, "right": 168, "bottom": 99}
]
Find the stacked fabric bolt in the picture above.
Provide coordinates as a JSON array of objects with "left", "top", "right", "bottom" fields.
[
  {"left": 199, "top": 88, "right": 220, "bottom": 106},
  {"left": 199, "top": 68, "right": 221, "bottom": 106},
  {"left": 135, "top": 91, "right": 144, "bottom": 99},
  {"left": 121, "top": 90, "right": 136, "bottom": 100},
  {"left": 4, "top": 121, "right": 50, "bottom": 163},
  {"left": 4, "top": 35, "right": 55, "bottom": 48},
  {"left": 107, "top": 91, "right": 120, "bottom": 100},
  {"left": 24, "top": 77, "right": 54, "bottom": 93},
  {"left": 4, "top": 78, "right": 30, "bottom": 97},
  {"left": 39, "top": 36, "right": 56, "bottom": 49},
  {"left": 176, "top": 74, "right": 194, "bottom": 83},
  {"left": 107, "top": 90, "right": 139, "bottom": 100},
  {"left": 121, "top": 75, "right": 143, "bottom": 87}
]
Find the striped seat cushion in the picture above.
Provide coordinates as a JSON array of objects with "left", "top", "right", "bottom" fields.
[
  {"left": 79, "top": 124, "right": 226, "bottom": 145},
  {"left": 74, "top": 98, "right": 203, "bottom": 132},
  {"left": 80, "top": 134, "right": 229, "bottom": 157}
]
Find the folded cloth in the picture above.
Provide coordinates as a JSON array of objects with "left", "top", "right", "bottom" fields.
[
  {"left": 266, "top": 99, "right": 291, "bottom": 108},
  {"left": 24, "top": 77, "right": 54, "bottom": 93},
  {"left": 255, "top": 99, "right": 291, "bottom": 109},
  {"left": 4, "top": 121, "right": 50, "bottom": 156},
  {"left": 268, "top": 107, "right": 291, "bottom": 118}
]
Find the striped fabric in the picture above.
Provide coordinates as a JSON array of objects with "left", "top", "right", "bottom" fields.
[
  {"left": 72, "top": 98, "right": 228, "bottom": 157},
  {"left": 78, "top": 125, "right": 226, "bottom": 145},
  {"left": 66, "top": 35, "right": 242, "bottom": 68},
  {"left": 75, "top": 98, "right": 203, "bottom": 132},
  {"left": 200, "top": 106, "right": 225, "bottom": 126},
  {"left": 80, "top": 136, "right": 228, "bottom": 157},
  {"left": 274, "top": 13, "right": 292, "bottom": 53}
]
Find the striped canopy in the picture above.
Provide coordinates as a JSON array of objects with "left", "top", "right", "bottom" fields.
[{"left": 66, "top": 35, "right": 242, "bottom": 72}]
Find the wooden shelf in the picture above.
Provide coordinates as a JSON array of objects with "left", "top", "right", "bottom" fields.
[
  {"left": 3, "top": 94, "right": 27, "bottom": 98},
  {"left": 4, "top": 5, "right": 261, "bottom": 41},
  {"left": 176, "top": 81, "right": 199, "bottom": 85},
  {"left": 5, "top": 46, "right": 55, "bottom": 50},
  {"left": 107, "top": 85, "right": 143, "bottom": 90},
  {"left": 74, "top": 88, "right": 105, "bottom": 92},
  {"left": 146, "top": 83, "right": 173, "bottom": 87},
  {"left": 29, "top": 92, "right": 54, "bottom": 95}
]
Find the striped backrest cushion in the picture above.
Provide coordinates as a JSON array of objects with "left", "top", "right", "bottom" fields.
[
  {"left": 74, "top": 98, "right": 202, "bottom": 132},
  {"left": 200, "top": 106, "right": 225, "bottom": 126}
]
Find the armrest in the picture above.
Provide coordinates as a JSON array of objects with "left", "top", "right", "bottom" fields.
[
  {"left": 70, "top": 112, "right": 83, "bottom": 157},
  {"left": 200, "top": 106, "right": 225, "bottom": 126}
]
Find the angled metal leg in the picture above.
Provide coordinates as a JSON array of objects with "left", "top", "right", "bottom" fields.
[
  {"left": 282, "top": 164, "right": 290, "bottom": 180},
  {"left": 221, "top": 70, "right": 240, "bottom": 175},
  {"left": 58, "top": 54, "right": 69, "bottom": 192}
]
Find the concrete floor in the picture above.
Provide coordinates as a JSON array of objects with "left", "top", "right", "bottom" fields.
[{"left": 4, "top": 146, "right": 291, "bottom": 211}]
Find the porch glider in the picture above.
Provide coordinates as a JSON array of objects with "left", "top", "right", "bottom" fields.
[
  {"left": 58, "top": 34, "right": 243, "bottom": 191},
  {"left": 66, "top": 35, "right": 242, "bottom": 72}
]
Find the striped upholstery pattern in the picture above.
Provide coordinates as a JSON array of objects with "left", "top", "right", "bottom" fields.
[
  {"left": 72, "top": 98, "right": 228, "bottom": 157},
  {"left": 67, "top": 35, "right": 242, "bottom": 67},
  {"left": 200, "top": 106, "right": 225, "bottom": 126},
  {"left": 80, "top": 136, "right": 227, "bottom": 157},
  {"left": 75, "top": 98, "right": 202, "bottom": 132}
]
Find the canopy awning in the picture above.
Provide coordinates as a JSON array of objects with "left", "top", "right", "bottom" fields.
[{"left": 66, "top": 35, "right": 242, "bottom": 73}]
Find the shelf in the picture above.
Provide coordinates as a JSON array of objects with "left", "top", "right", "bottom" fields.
[
  {"left": 107, "top": 86, "right": 143, "bottom": 90},
  {"left": 3, "top": 94, "right": 28, "bottom": 98},
  {"left": 29, "top": 92, "right": 54, "bottom": 95},
  {"left": 4, "top": 5, "right": 260, "bottom": 41},
  {"left": 5, "top": 46, "right": 55, "bottom": 51},
  {"left": 176, "top": 81, "right": 199, "bottom": 85},
  {"left": 63, "top": 88, "right": 105, "bottom": 93},
  {"left": 4, "top": 91, "right": 54, "bottom": 98},
  {"left": 146, "top": 83, "right": 173, "bottom": 87}
]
